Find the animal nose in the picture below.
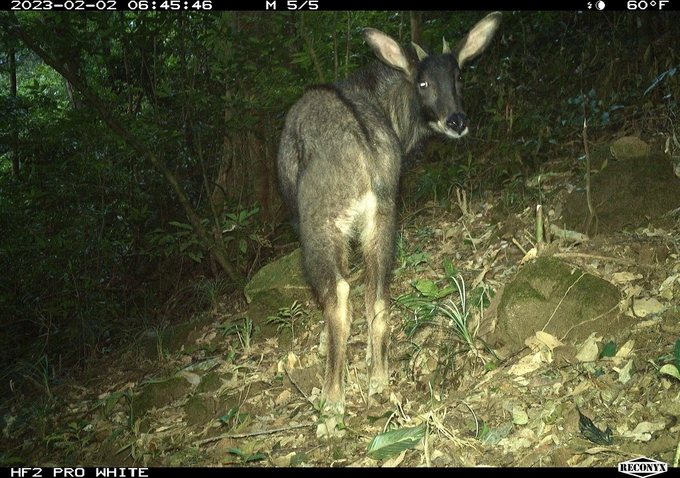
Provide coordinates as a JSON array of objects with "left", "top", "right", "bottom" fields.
[{"left": 446, "top": 113, "right": 468, "bottom": 134}]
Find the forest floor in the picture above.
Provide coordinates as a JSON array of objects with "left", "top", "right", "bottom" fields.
[{"left": 2, "top": 135, "right": 680, "bottom": 468}]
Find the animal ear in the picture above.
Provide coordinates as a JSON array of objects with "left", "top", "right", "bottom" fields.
[
  {"left": 453, "top": 12, "right": 501, "bottom": 68},
  {"left": 362, "top": 28, "right": 414, "bottom": 77}
]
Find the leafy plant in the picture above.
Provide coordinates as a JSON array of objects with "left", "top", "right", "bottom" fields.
[
  {"left": 226, "top": 446, "right": 266, "bottom": 464},
  {"left": 644, "top": 65, "right": 678, "bottom": 97},
  {"left": 17, "top": 355, "right": 54, "bottom": 402},
  {"left": 412, "top": 157, "right": 478, "bottom": 206},
  {"left": 96, "top": 390, "right": 135, "bottom": 431},
  {"left": 395, "top": 232, "right": 432, "bottom": 273},
  {"left": 437, "top": 276, "right": 473, "bottom": 348},
  {"left": 394, "top": 273, "right": 461, "bottom": 337},
  {"left": 218, "top": 317, "right": 255, "bottom": 351},
  {"left": 265, "top": 300, "right": 310, "bottom": 342},
  {"left": 221, "top": 205, "right": 269, "bottom": 275},
  {"left": 30, "top": 396, "right": 52, "bottom": 441},
  {"left": 657, "top": 339, "right": 680, "bottom": 381},
  {"left": 222, "top": 205, "right": 260, "bottom": 235},
  {"left": 146, "top": 220, "right": 209, "bottom": 263},
  {"left": 45, "top": 421, "right": 92, "bottom": 456},
  {"left": 194, "top": 276, "right": 230, "bottom": 310},
  {"left": 395, "top": 266, "right": 492, "bottom": 385},
  {"left": 563, "top": 89, "right": 620, "bottom": 128},
  {"left": 219, "top": 405, "right": 249, "bottom": 430}
]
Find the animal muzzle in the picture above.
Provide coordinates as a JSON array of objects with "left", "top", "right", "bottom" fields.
[
  {"left": 432, "top": 112, "right": 469, "bottom": 139},
  {"left": 446, "top": 112, "right": 468, "bottom": 136}
]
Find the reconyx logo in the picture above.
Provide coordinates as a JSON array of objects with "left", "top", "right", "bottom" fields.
[{"left": 618, "top": 457, "right": 668, "bottom": 477}]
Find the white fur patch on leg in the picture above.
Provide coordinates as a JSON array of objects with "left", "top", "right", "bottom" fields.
[{"left": 368, "top": 298, "right": 390, "bottom": 396}]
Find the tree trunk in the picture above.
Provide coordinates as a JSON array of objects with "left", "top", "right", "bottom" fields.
[
  {"left": 410, "top": 12, "right": 423, "bottom": 46},
  {"left": 9, "top": 44, "right": 20, "bottom": 177}
]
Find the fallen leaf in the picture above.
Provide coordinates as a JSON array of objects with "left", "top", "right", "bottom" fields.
[
  {"left": 615, "top": 340, "right": 635, "bottom": 358},
  {"left": 632, "top": 297, "right": 665, "bottom": 317},
  {"left": 509, "top": 353, "right": 543, "bottom": 376},
  {"left": 576, "top": 337, "right": 600, "bottom": 362},
  {"left": 615, "top": 359, "right": 635, "bottom": 384},
  {"left": 535, "top": 331, "right": 564, "bottom": 350},
  {"left": 512, "top": 406, "right": 528, "bottom": 425},
  {"left": 611, "top": 272, "right": 642, "bottom": 284}
]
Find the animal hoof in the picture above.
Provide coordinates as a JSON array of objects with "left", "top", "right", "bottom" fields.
[
  {"left": 321, "top": 396, "right": 345, "bottom": 417},
  {"left": 368, "top": 376, "right": 389, "bottom": 396},
  {"left": 316, "top": 414, "right": 346, "bottom": 439},
  {"left": 316, "top": 401, "right": 346, "bottom": 438}
]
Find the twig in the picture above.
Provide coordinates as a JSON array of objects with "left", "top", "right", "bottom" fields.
[
  {"left": 536, "top": 205, "right": 545, "bottom": 253},
  {"left": 512, "top": 237, "right": 528, "bottom": 255},
  {"left": 673, "top": 424, "right": 680, "bottom": 467},
  {"left": 561, "top": 303, "right": 620, "bottom": 340},
  {"left": 195, "top": 422, "right": 315, "bottom": 445},
  {"left": 284, "top": 364, "right": 313, "bottom": 405},
  {"left": 542, "top": 272, "right": 586, "bottom": 332},
  {"left": 582, "top": 108, "right": 598, "bottom": 235}
]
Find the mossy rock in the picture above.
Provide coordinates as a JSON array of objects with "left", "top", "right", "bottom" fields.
[
  {"left": 244, "top": 249, "right": 315, "bottom": 338},
  {"left": 492, "top": 257, "right": 631, "bottom": 350},
  {"left": 244, "top": 248, "right": 311, "bottom": 304},
  {"left": 135, "top": 376, "right": 192, "bottom": 415},
  {"left": 563, "top": 152, "right": 680, "bottom": 234}
]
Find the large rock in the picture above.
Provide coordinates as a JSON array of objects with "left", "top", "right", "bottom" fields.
[
  {"left": 243, "top": 249, "right": 314, "bottom": 337},
  {"left": 492, "top": 257, "right": 626, "bottom": 351},
  {"left": 244, "top": 248, "right": 310, "bottom": 303},
  {"left": 563, "top": 151, "right": 680, "bottom": 233}
]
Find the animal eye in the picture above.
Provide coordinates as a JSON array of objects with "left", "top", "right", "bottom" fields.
[
  {"left": 418, "top": 81, "right": 429, "bottom": 88},
  {"left": 457, "top": 74, "right": 463, "bottom": 82}
]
